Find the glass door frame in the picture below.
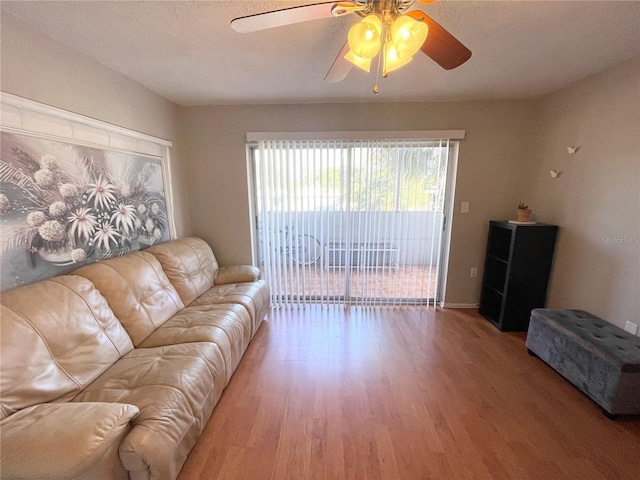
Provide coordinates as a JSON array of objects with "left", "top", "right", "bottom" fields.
[{"left": 246, "top": 139, "right": 460, "bottom": 306}]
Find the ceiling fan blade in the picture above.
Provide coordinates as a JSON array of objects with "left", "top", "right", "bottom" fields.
[
  {"left": 408, "top": 10, "right": 471, "bottom": 70},
  {"left": 324, "top": 42, "right": 352, "bottom": 83},
  {"left": 231, "top": 2, "right": 356, "bottom": 33}
]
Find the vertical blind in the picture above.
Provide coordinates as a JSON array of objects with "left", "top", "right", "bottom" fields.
[{"left": 252, "top": 136, "right": 452, "bottom": 307}]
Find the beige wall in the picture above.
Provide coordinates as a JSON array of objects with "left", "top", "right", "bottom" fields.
[
  {"left": 180, "top": 100, "right": 536, "bottom": 305},
  {"left": 5, "top": 9, "right": 636, "bottom": 319},
  {"left": 181, "top": 60, "right": 638, "bottom": 315},
  {"left": 524, "top": 57, "right": 640, "bottom": 328},
  {"left": 0, "top": 12, "right": 191, "bottom": 236}
]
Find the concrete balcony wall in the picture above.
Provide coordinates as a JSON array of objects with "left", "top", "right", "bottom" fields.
[{"left": 258, "top": 211, "right": 443, "bottom": 266}]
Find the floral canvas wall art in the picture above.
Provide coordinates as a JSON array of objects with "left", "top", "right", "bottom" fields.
[{"left": 0, "top": 130, "right": 171, "bottom": 291}]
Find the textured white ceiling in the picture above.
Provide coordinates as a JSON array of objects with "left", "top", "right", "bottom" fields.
[{"left": 2, "top": 1, "right": 639, "bottom": 105}]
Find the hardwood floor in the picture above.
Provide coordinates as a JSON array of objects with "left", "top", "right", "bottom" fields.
[{"left": 178, "top": 306, "right": 640, "bottom": 480}]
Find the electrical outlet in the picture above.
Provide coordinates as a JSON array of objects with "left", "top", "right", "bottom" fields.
[
  {"left": 461, "top": 202, "right": 470, "bottom": 214},
  {"left": 624, "top": 321, "right": 639, "bottom": 335},
  {"left": 470, "top": 267, "right": 478, "bottom": 278}
]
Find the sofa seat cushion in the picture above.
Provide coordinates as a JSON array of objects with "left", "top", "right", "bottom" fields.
[
  {"left": 74, "top": 251, "right": 184, "bottom": 346},
  {"left": 0, "top": 402, "right": 138, "bottom": 480},
  {"left": 139, "top": 303, "right": 252, "bottom": 383},
  {"left": 73, "top": 342, "right": 226, "bottom": 480},
  {"left": 190, "top": 280, "right": 270, "bottom": 337},
  {"left": 0, "top": 275, "right": 133, "bottom": 419},
  {"left": 146, "top": 238, "right": 219, "bottom": 306}
]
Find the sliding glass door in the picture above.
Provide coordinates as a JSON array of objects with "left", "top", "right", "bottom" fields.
[{"left": 251, "top": 137, "right": 454, "bottom": 307}]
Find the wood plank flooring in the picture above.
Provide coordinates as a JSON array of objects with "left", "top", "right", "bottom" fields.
[{"left": 178, "top": 306, "right": 640, "bottom": 480}]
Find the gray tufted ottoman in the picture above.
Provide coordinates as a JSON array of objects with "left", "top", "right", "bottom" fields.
[{"left": 526, "top": 309, "right": 640, "bottom": 417}]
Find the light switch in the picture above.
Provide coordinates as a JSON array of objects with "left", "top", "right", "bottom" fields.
[{"left": 461, "top": 202, "right": 470, "bottom": 214}]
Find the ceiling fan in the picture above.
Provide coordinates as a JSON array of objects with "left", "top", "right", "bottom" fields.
[{"left": 231, "top": 0, "right": 471, "bottom": 92}]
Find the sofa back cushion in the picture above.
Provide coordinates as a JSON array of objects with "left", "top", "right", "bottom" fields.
[
  {"left": 146, "top": 237, "right": 219, "bottom": 306},
  {"left": 0, "top": 276, "right": 133, "bottom": 420},
  {"left": 74, "top": 251, "right": 184, "bottom": 346}
]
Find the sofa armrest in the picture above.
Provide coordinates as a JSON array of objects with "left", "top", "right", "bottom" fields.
[
  {"left": 0, "top": 402, "right": 139, "bottom": 479},
  {"left": 214, "top": 265, "right": 261, "bottom": 285}
]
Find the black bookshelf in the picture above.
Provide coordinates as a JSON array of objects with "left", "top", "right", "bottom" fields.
[{"left": 479, "top": 221, "right": 558, "bottom": 331}]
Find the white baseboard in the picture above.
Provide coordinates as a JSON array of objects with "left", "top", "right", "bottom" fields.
[{"left": 440, "top": 302, "right": 479, "bottom": 309}]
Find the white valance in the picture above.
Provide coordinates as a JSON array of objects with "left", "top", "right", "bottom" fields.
[{"left": 247, "top": 130, "right": 465, "bottom": 142}]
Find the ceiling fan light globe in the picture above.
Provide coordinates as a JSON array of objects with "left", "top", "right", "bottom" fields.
[
  {"left": 347, "top": 15, "right": 382, "bottom": 59},
  {"left": 391, "top": 15, "right": 428, "bottom": 59},
  {"left": 383, "top": 42, "right": 413, "bottom": 74},
  {"left": 345, "top": 50, "right": 372, "bottom": 72}
]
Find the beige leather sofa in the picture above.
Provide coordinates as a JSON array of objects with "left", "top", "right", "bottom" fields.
[{"left": 0, "top": 237, "right": 269, "bottom": 480}]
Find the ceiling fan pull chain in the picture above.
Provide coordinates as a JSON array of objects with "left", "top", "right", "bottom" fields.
[
  {"left": 373, "top": 22, "right": 388, "bottom": 94},
  {"left": 373, "top": 45, "right": 383, "bottom": 93},
  {"left": 373, "top": 51, "right": 381, "bottom": 93}
]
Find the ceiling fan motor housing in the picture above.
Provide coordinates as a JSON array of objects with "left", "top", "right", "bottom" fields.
[{"left": 358, "top": 0, "right": 416, "bottom": 18}]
